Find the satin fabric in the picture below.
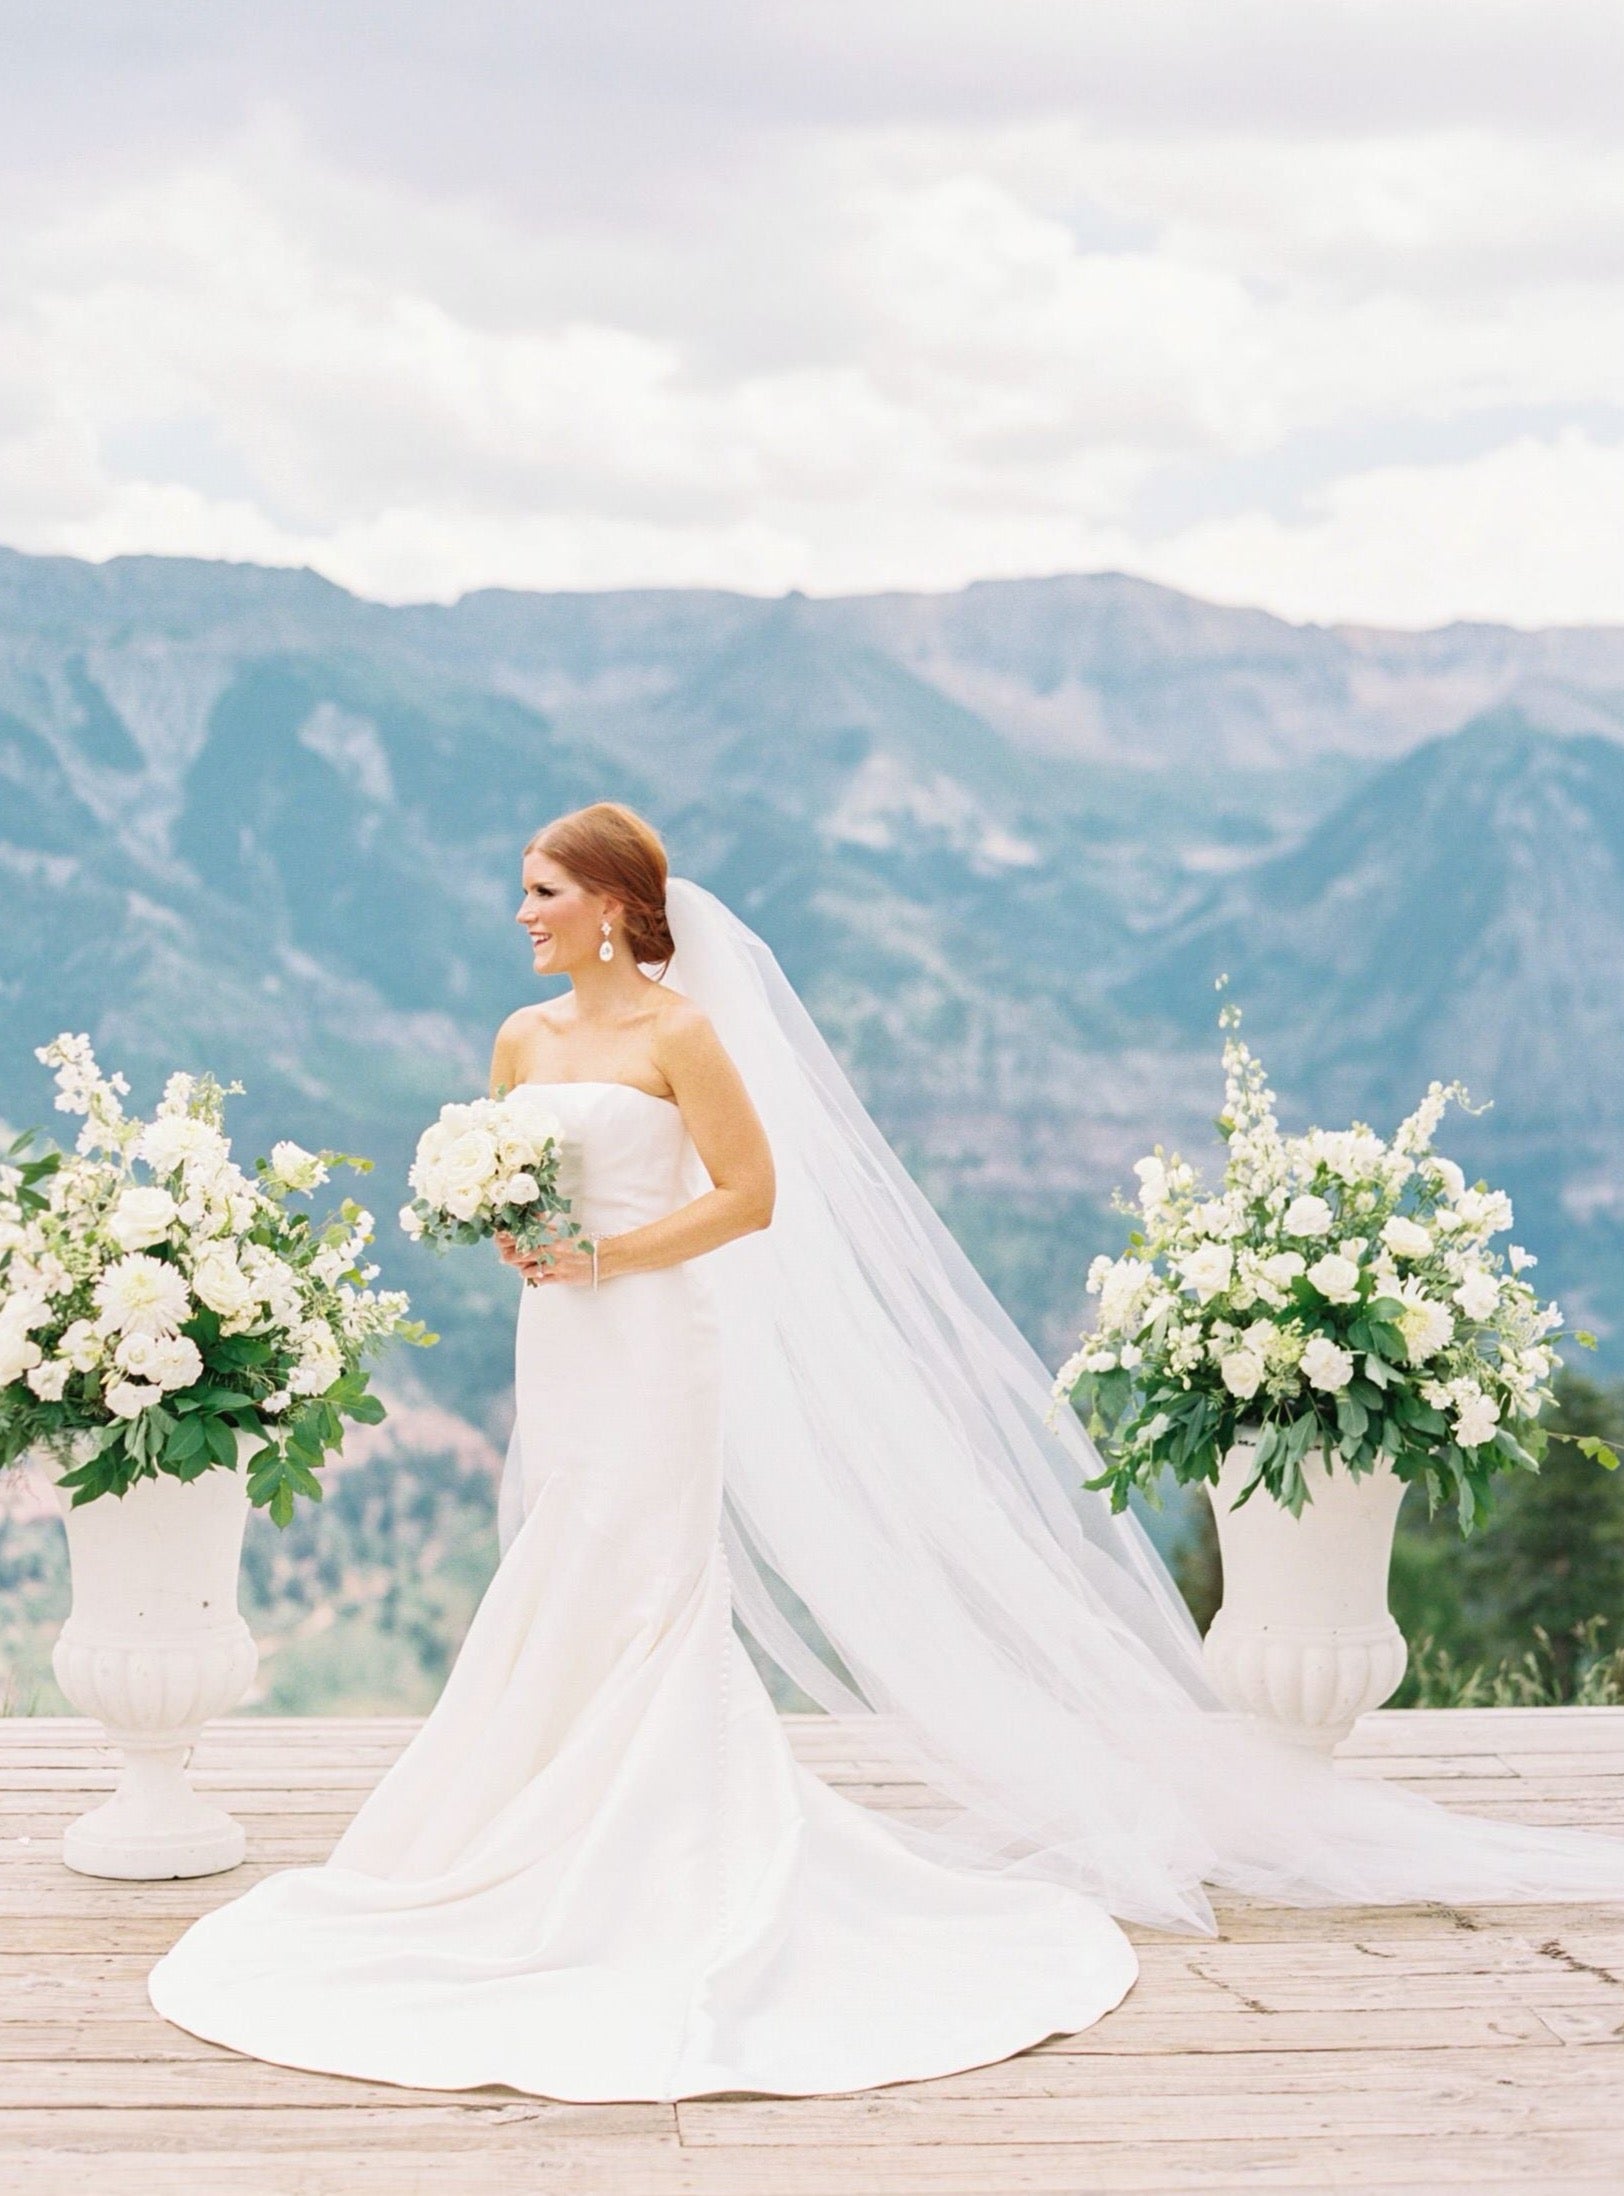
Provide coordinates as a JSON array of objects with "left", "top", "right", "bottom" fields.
[{"left": 147, "top": 1080, "right": 1136, "bottom": 2099}]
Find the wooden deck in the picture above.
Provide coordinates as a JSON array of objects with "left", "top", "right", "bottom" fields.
[{"left": 3, "top": 1708, "right": 1623, "bottom": 2194}]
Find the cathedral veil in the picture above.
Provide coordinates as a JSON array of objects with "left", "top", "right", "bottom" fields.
[{"left": 510, "top": 874, "right": 1624, "bottom": 1935}]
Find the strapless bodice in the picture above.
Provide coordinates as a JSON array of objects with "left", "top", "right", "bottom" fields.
[{"left": 515, "top": 1080, "right": 695, "bottom": 1237}]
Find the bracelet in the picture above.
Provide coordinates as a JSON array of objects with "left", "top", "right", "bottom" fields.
[{"left": 588, "top": 1233, "right": 600, "bottom": 1292}]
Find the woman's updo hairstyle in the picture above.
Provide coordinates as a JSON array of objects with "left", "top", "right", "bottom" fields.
[{"left": 526, "top": 801, "right": 676, "bottom": 974}]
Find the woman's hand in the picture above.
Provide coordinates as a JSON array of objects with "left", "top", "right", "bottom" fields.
[{"left": 494, "top": 1229, "right": 548, "bottom": 1286}]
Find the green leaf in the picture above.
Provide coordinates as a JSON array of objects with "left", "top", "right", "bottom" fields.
[{"left": 1572, "top": 1435, "right": 1621, "bottom": 1472}]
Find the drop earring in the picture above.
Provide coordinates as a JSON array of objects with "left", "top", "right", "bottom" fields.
[{"left": 598, "top": 920, "right": 615, "bottom": 963}]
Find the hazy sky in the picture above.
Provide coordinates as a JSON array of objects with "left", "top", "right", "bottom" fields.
[{"left": 2, "top": 2, "right": 1621, "bottom": 625}]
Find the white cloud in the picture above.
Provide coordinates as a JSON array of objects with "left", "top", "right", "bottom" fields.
[{"left": 0, "top": 9, "right": 1621, "bottom": 622}]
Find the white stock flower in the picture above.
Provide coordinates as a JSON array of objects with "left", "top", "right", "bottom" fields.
[
  {"left": 1305, "top": 1252, "right": 1362, "bottom": 1305},
  {"left": 1133, "top": 1155, "right": 1167, "bottom": 1213},
  {"left": 1453, "top": 1187, "right": 1514, "bottom": 1237},
  {"left": 94, "top": 1254, "right": 191, "bottom": 1337},
  {"left": 1453, "top": 1267, "right": 1502, "bottom": 1323},
  {"left": 1283, "top": 1195, "right": 1334, "bottom": 1238},
  {"left": 105, "top": 1377, "right": 163, "bottom": 1418},
  {"left": 287, "top": 1322, "right": 344, "bottom": 1397},
  {"left": 1220, "top": 1348, "right": 1265, "bottom": 1399},
  {"left": 1449, "top": 1382, "right": 1500, "bottom": 1449},
  {"left": 107, "top": 1185, "right": 179, "bottom": 1253},
  {"left": 57, "top": 1320, "right": 105, "bottom": 1372},
  {"left": 269, "top": 1141, "right": 328, "bottom": 1194},
  {"left": 1179, "top": 1244, "right": 1234, "bottom": 1303},
  {"left": 1300, "top": 1335, "right": 1355, "bottom": 1392},
  {"left": 137, "top": 1116, "right": 227, "bottom": 1174},
  {"left": 1380, "top": 1215, "right": 1433, "bottom": 1261},
  {"left": 25, "top": 1358, "right": 72, "bottom": 1401},
  {"left": 1508, "top": 1245, "right": 1538, "bottom": 1273},
  {"left": 1097, "top": 1257, "right": 1157, "bottom": 1334},
  {"left": 114, "top": 1330, "right": 204, "bottom": 1391},
  {"left": 1305, "top": 1128, "right": 1386, "bottom": 1182},
  {"left": 0, "top": 1323, "right": 43, "bottom": 1386}
]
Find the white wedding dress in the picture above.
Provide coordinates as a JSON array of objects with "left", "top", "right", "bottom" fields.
[
  {"left": 148, "top": 877, "right": 1624, "bottom": 2099},
  {"left": 146, "top": 1078, "right": 1136, "bottom": 2097}
]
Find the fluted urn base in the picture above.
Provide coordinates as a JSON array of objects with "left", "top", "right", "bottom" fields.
[
  {"left": 1202, "top": 1434, "right": 1409, "bottom": 1754},
  {"left": 49, "top": 1438, "right": 259, "bottom": 1878}
]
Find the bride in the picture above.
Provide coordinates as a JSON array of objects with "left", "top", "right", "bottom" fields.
[{"left": 148, "top": 800, "right": 1624, "bottom": 2101}]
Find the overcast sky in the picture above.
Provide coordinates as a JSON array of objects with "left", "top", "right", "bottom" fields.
[{"left": 2, "top": 2, "right": 1621, "bottom": 626}]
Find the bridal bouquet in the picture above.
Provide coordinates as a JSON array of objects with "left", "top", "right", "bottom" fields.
[
  {"left": 0, "top": 1035, "right": 428, "bottom": 1525},
  {"left": 1052, "top": 1006, "right": 1615, "bottom": 1532},
  {"left": 399, "top": 1089, "right": 584, "bottom": 1261}
]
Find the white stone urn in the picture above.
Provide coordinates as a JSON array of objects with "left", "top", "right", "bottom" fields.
[
  {"left": 1201, "top": 1429, "right": 1410, "bottom": 1753},
  {"left": 48, "top": 1432, "right": 260, "bottom": 1878}
]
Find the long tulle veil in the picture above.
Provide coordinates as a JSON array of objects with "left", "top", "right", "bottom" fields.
[{"left": 501, "top": 875, "right": 1624, "bottom": 1934}]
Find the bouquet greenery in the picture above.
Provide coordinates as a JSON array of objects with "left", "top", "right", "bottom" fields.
[
  {"left": 1052, "top": 1006, "right": 1616, "bottom": 1531},
  {"left": 0, "top": 1035, "right": 430, "bottom": 1525}
]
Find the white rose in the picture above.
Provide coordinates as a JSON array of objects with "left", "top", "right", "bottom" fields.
[
  {"left": 1179, "top": 1244, "right": 1234, "bottom": 1303},
  {"left": 1283, "top": 1195, "right": 1334, "bottom": 1238},
  {"left": 1220, "top": 1349, "right": 1265, "bottom": 1399},
  {"left": 1305, "top": 1253, "right": 1362, "bottom": 1305},
  {"left": 433, "top": 1128, "right": 500, "bottom": 1209},
  {"left": 1300, "top": 1335, "right": 1355, "bottom": 1392},
  {"left": 1380, "top": 1215, "right": 1433, "bottom": 1261},
  {"left": 107, "top": 1184, "right": 178, "bottom": 1253},
  {"left": 496, "top": 1173, "right": 541, "bottom": 1207},
  {"left": 1453, "top": 1268, "right": 1501, "bottom": 1322},
  {"left": 25, "top": 1358, "right": 71, "bottom": 1401},
  {"left": 1259, "top": 1251, "right": 1306, "bottom": 1289},
  {"left": 94, "top": 1253, "right": 192, "bottom": 1338},
  {"left": 105, "top": 1377, "right": 163, "bottom": 1419},
  {"left": 269, "top": 1141, "right": 328, "bottom": 1194},
  {"left": 191, "top": 1249, "right": 256, "bottom": 1320}
]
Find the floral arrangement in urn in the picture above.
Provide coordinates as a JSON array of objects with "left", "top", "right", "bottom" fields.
[
  {"left": 1053, "top": 1005, "right": 1616, "bottom": 1531},
  {"left": 0, "top": 1035, "right": 430, "bottom": 1524}
]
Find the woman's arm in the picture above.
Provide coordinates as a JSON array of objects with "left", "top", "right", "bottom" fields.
[{"left": 529, "top": 1009, "right": 775, "bottom": 1287}]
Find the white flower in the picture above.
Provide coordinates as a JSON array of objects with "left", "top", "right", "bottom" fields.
[
  {"left": 287, "top": 1322, "right": 344, "bottom": 1397},
  {"left": 1305, "top": 1252, "right": 1362, "bottom": 1305},
  {"left": 1508, "top": 1244, "right": 1537, "bottom": 1273},
  {"left": 1305, "top": 1128, "right": 1386, "bottom": 1183},
  {"left": 269, "top": 1141, "right": 328, "bottom": 1194},
  {"left": 1133, "top": 1155, "right": 1167, "bottom": 1213},
  {"left": 1395, "top": 1286, "right": 1455, "bottom": 1365},
  {"left": 94, "top": 1254, "right": 192, "bottom": 1337},
  {"left": 1450, "top": 1382, "right": 1500, "bottom": 1449},
  {"left": 137, "top": 1116, "right": 228, "bottom": 1175},
  {"left": 57, "top": 1319, "right": 105, "bottom": 1372},
  {"left": 190, "top": 1249, "right": 256, "bottom": 1320},
  {"left": 1220, "top": 1348, "right": 1265, "bottom": 1399},
  {"left": 1380, "top": 1215, "right": 1433, "bottom": 1261},
  {"left": 1259, "top": 1251, "right": 1306, "bottom": 1289},
  {"left": 1453, "top": 1187, "right": 1513, "bottom": 1237},
  {"left": 0, "top": 1323, "right": 43, "bottom": 1386},
  {"left": 105, "top": 1377, "right": 163, "bottom": 1419},
  {"left": 1301, "top": 1335, "right": 1355, "bottom": 1392},
  {"left": 1283, "top": 1195, "right": 1334, "bottom": 1238},
  {"left": 1118, "top": 1340, "right": 1143, "bottom": 1370},
  {"left": 25, "top": 1358, "right": 71, "bottom": 1401},
  {"left": 114, "top": 1330, "right": 204, "bottom": 1392},
  {"left": 1428, "top": 1156, "right": 1466, "bottom": 1200},
  {"left": 398, "top": 1203, "right": 426, "bottom": 1242},
  {"left": 1179, "top": 1244, "right": 1234, "bottom": 1303},
  {"left": 107, "top": 1184, "right": 179, "bottom": 1253},
  {"left": 496, "top": 1173, "right": 541, "bottom": 1207},
  {"left": 1453, "top": 1267, "right": 1501, "bottom": 1322},
  {"left": 1098, "top": 1257, "right": 1158, "bottom": 1334}
]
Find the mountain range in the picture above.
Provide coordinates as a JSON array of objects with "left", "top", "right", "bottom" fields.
[{"left": 2, "top": 548, "right": 1622, "bottom": 1400}]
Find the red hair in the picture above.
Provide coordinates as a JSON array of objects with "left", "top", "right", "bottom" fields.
[{"left": 526, "top": 801, "right": 676, "bottom": 971}]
